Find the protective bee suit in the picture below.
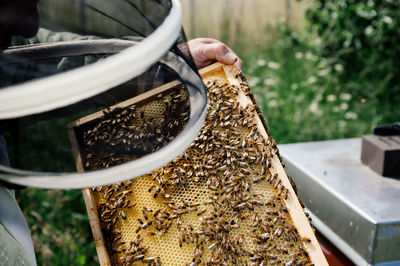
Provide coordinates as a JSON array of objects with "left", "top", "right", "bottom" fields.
[
  {"left": 0, "top": 0, "right": 195, "bottom": 264},
  {"left": 0, "top": 135, "right": 35, "bottom": 265},
  {"left": 0, "top": 0, "right": 241, "bottom": 264},
  {"left": 0, "top": 28, "right": 114, "bottom": 266}
]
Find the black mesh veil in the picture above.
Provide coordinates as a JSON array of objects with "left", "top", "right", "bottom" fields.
[{"left": 0, "top": 0, "right": 208, "bottom": 189}]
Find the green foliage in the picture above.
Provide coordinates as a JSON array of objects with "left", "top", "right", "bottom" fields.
[
  {"left": 236, "top": 0, "right": 399, "bottom": 144},
  {"left": 241, "top": 27, "right": 374, "bottom": 144},
  {"left": 304, "top": 0, "right": 400, "bottom": 123}
]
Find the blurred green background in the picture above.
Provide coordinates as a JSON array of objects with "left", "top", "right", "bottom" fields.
[{"left": 5, "top": 0, "right": 399, "bottom": 264}]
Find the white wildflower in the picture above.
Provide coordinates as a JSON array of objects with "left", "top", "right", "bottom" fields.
[
  {"left": 263, "top": 78, "right": 277, "bottom": 86},
  {"left": 257, "top": 59, "right": 266, "bottom": 66},
  {"left": 305, "top": 52, "right": 317, "bottom": 61},
  {"left": 295, "top": 95, "right": 305, "bottom": 103},
  {"left": 365, "top": 26, "right": 373, "bottom": 36},
  {"left": 327, "top": 94, "right": 337, "bottom": 102},
  {"left": 307, "top": 76, "right": 317, "bottom": 84},
  {"left": 345, "top": 112, "right": 358, "bottom": 120},
  {"left": 291, "top": 83, "right": 298, "bottom": 90},
  {"left": 338, "top": 120, "right": 346, "bottom": 128},
  {"left": 333, "top": 106, "right": 340, "bottom": 113},
  {"left": 267, "top": 61, "right": 280, "bottom": 70},
  {"left": 268, "top": 100, "right": 278, "bottom": 108},
  {"left": 317, "top": 59, "right": 328, "bottom": 69},
  {"left": 295, "top": 52, "right": 303, "bottom": 59},
  {"left": 334, "top": 64, "right": 344, "bottom": 72},
  {"left": 248, "top": 77, "right": 260, "bottom": 87},
  {"left": 340, "top": 103, "right": 349, "bottom": 110},
  {"left": 318, "top": 68, "right": 330, "bottom": 77},
  {"left": 383, "top": 16, "right": 393, "bottom": 25},
  {"left": 309, "top": 101, "right": 323, "bottom": 116},
  {"left": 309, "top": 102, "right": 318, "bottom": 113},
  {"left": 340, "top": 93, "right": 352, "bottom": 100}
]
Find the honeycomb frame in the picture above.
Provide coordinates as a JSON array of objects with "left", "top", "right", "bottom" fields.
[{"left": 68, "top": 63, "right": 328, "bottom": 265}]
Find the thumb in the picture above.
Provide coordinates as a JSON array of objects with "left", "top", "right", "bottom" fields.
[{"left": 203, "top": 42, "right": 238, "bottom": 65}]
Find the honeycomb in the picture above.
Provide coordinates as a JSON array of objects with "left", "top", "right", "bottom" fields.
[
  {"left": 70, "top": 64, "right": 326, "bottom": 265},
  {"left": 75, "top": 85, "right": 190, "bottom": 169}
]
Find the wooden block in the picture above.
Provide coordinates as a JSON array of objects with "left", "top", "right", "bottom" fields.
[{"left": 361, "top": 134, "right": 400, "bottom": 177}]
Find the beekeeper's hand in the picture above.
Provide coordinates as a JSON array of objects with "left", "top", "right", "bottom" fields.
[{"left": 188, "top": 38, "right": 243, "bottom": 71}]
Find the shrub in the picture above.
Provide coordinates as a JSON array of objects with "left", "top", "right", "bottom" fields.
[{"left": 303, "top": 0, "right": 400, "bottom": 123}]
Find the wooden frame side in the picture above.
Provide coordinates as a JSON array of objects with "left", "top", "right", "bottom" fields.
[
  {"left": 82, "top": 189, "right": 111, "bottom": 266},
  {"left": 67, "top": 126, "right": 111, "bottom": 265},
  {"left": 221, "top": 64, "right": 328, "bottom": 266}
]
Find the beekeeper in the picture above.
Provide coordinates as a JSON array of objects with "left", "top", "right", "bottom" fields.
[{"left": 0, "top": 0, "right": 241, "bottom": 265}]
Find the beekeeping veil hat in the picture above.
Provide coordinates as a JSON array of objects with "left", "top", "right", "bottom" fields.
[{"left": 0, "top": 0, "right": 207, "bottom": 189}]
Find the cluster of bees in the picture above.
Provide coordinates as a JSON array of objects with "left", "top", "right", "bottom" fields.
[
  {"left": 78, "top": 72, "right": 313, "bottom": 265},
  {"left": 81, "top": 87, "right": 190, "bottom": 169}
]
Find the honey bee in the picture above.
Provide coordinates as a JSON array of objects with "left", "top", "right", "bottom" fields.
[
  {"left": 120, "top": 210, "right": 126, "bottom": 220},
  {"left": 143, "top": 257, "right": 155, "bottom": 263}
]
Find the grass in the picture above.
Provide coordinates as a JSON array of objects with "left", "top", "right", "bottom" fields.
[
  {"left": 8, "top": 21, "right": 397, "bottom": 266},
  {"left": 17, "top": 189, "right": 98, "bottom": 266}
]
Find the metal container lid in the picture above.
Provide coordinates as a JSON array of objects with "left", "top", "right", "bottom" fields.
[{"left": 280, "top": 138, "right": 400, "bottom": 265}]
